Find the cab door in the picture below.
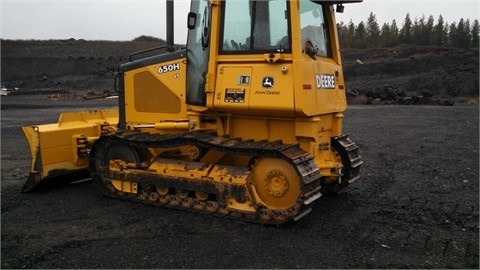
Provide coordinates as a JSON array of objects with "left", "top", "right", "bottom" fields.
[{"left": 186, "top": 0, "right": 210, "bottom": 106}]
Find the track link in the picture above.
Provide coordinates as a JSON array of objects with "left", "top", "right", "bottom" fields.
[{"left": 334, "top": 135, "right": 363, "bottom": 183}]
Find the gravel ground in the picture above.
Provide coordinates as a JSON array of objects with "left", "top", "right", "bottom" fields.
[{"left": 1, "top": 96, "right": 478, "bottom": 269}]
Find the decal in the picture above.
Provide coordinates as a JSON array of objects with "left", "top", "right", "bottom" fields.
[
  {"left": 157, "top": 62, "right": 181, "bottom": 74},
  {"left": 224, "top": 88, "right": 245, "bottom": 103},
  {"left": 253, "top": 90, "right": 280, "bottom": 95},
  {"left": 316, "top": 74, "right": 335, "bottom": 89},
  {"left": 262, "top": 76, "right": 274, "bottom": 88}
]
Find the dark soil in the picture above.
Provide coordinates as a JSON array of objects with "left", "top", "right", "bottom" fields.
[
  {"left": 342, "top": 46, "right": 479, "bottom": 104},
  {"left": 1, "top": 95, "right": 478, "bottom": 268}
]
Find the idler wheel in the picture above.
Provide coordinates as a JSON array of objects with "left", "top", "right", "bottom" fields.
[{"left": 252, "top": 158, "right": 301, "bottom": 209}]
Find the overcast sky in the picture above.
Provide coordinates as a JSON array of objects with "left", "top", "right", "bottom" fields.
[{"left": 1, "top": 0, "right": 479, "bottom": 43}]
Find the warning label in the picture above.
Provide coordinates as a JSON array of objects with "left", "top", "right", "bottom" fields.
[{"left": 224, "top": 88, "right": 245, "bottom": 103}]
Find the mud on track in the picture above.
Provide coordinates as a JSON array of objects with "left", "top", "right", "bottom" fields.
[{"left": 1, "top": 96, "right": 478, "bottom": 268}]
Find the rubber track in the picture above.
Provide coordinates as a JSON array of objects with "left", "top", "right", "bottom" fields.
[{"left": 90, "top": 130, "right": 323, "bottom": 225}]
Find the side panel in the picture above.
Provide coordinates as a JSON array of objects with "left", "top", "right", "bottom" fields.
[
  {"left": 123, "top": 56, "right": 188, "bottom": 125},
  {"left": 213, "top": 63, "right": 295, "bottom": 115},
  {"left": 296, "top": 57, "right": 347, "bottom": 115},
  {"left": 292, "top": 3, "right": 347, "bottom": 116}
]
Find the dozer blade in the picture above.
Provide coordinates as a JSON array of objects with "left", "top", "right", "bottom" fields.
[{"left": 21, "top": 109, "right": 118, "bottom": 192}]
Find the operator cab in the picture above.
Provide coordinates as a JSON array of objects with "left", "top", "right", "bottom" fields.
[{"left": 186, "top": 0, "right": 347, "bottom": 116}]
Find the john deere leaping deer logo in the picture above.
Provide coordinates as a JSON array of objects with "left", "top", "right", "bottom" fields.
[{"left": 262, "top": 77, "right": 274, "bottom": 88}]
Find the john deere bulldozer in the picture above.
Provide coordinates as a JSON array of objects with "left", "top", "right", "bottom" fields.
[{"left": 22, "top": 0, "right": 363, "bottom": 225}]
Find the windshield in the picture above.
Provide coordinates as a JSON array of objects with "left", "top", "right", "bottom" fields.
[{"left": 220, "top": 0, "right": 290, "bottom": 53}]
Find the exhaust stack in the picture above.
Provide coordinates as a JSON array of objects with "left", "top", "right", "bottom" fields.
[{"left": 166, "top": 0, "right": 174, "bottom": 47}]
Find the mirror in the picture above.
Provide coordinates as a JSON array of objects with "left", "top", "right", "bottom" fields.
[
  {"left": 187, "top": 12, "right": 197, "bottom": 29},
  {"left": 336, "top": 4, "right": 344, "bottom": 13}
]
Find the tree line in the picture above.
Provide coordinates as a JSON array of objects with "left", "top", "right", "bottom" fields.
[{"left": 337, "top": 12, "right": 480, "bottom": 49}]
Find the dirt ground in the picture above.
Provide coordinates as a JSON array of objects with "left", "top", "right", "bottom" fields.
[{"left": 1, "top": 95, "right": 478, "bottom": 269}]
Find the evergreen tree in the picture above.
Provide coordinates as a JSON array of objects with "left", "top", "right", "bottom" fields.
[
  {"left": 444, "top": 22, "right": 450, "bottom": 46},
  {"left": 456, "top": 19, "right": 470, "bottom": 48},
  {"left": 433, "top": 15, "right": 446, "bottom": 46},
  {"left": 354, "top": 21, "right": 368, "bottom": 48},
  {"left": 366, "top": 12, "right": 381, "bottom": 47},
  {"left": 448, "top": 22, "right": 458, "bottom": 47},
  {"left": 471, "top": 19, "right": 479, "bottom": 48},
  {"left": 380, "top": 22, "right": 391, "bottom": 47},
  {"left": 347, "top": 20, "right": 356, "bottom": 48},
  {"left": 465, "top": 19, "right": 472, "bottom": 48},
  {"left": 400, "top": 13, "right": 413, "bottom": 44},
  {"left": 411, "top": 15, "right": 432, "bottom": 45},
  {"left": 337, "top": 22, "right": 348, "bottom": 47},
  {"left": 390, "top": 19, "right": 400, "bottom": 46},
  {"left": 337, "top": 11, "right": 476, "bottom": 49},
  {"left": 412, "top": 17, "right": 422, "bottom": 45},
  {"left": 425, "top": 15, "right": 435, "bottom": 45}
]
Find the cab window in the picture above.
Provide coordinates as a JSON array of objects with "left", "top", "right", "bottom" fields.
[
  {"left": 299, "top": 1, "right": 331, "bottom": 57},
  {"left": 220, "top": 0, "right": 290, "bottom": 53}
]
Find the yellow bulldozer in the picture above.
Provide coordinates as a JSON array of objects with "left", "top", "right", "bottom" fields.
[{"left": 22, "top": 0, "right": 363, "bottom": 225}]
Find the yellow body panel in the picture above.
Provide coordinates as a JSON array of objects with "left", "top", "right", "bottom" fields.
[
  {"left": 123, "top": 58, "right": 188, "bottom": 125},
  {"left": 213, "top": 64, "right": 295, "bottom": 114}
]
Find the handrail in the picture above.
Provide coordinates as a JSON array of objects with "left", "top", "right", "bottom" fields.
[{"left": 128, "top": 45, "right": 175, "bottom": 62}]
